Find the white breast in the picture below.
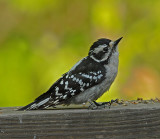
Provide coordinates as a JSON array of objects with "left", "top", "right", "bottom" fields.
[{"left": 71, "top": 51, "right": 119, "bottom": 104}]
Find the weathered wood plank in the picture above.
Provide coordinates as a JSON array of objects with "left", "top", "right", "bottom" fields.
[{"left": 0, "top": 101, "right": 160, "bottom": 138}]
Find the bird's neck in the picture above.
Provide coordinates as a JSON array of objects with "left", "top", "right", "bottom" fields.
[{"left": 101, "top": 51, "right": 119, "bottom": 67}]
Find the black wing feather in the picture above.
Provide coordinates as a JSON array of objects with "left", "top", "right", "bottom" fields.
[{"left": 19, "top": 57, "right": 106, "bottom": 110}]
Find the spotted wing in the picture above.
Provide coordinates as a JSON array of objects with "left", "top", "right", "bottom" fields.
[
  {"left": 44, "top": 57, "right": 106, "bottom": 105},
  {"left": 19, "top": 57, "right": 106, "bottom": 110}
]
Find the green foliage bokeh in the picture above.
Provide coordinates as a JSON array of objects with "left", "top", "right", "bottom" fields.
[{"left": 0, "top": 0, "right": 160, "bottom": 107}]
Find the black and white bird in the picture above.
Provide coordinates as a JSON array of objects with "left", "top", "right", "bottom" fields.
[{"left": 19, "top": 37, "right": 122, "bottom": 110}]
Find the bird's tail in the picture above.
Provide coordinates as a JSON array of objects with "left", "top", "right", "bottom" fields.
[
  {"left": 18, "top": 101, "right": 36, "bottom": 111},
  {"left": 18, "top": 96, "right": 51, "bottom": 111}
]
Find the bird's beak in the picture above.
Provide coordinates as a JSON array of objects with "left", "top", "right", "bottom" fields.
[{"left": 114, "top": 37, "right": 123, "bottom": 47}]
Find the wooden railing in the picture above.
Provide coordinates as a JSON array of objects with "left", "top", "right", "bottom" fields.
[{"left": 0, "top": 101, "right": 160, "bottom": 138}]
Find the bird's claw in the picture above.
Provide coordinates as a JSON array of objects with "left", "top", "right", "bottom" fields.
[{"left": 88, "top": 100, "right": 111, "bottom": 110}]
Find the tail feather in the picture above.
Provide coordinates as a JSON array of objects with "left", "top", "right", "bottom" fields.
[
  {"left": 18, "top": 102, "right": 36, "bottom": 111},
  {"left": 18, "top": 97, "right": 50, "bottom": 111}
]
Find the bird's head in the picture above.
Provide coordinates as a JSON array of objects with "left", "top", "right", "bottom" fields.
[{"left": 88, "top": 37, "right": 123, "bottom": 62}]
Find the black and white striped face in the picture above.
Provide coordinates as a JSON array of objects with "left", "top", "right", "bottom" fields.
[{"left": 89, "top": 38, "right": 122, "bottom": 62}]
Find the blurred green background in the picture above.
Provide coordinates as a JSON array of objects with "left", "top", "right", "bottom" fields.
[{"left": 0, "top": 0, "right": 160, "bottom": 107}]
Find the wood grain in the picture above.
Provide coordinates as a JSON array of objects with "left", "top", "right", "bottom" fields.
[{"left": 0, "top": 103, "right": 160, "bottom": 139}]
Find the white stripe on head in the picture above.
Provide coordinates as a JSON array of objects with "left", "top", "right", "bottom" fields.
[
  {"left": 90, "top": 52, "right": 110, "bottom": 62},
  {"left": 93, "top": 44, "right": 107, "bottom": 54},
  {"left": 90, "top": 55, "right": 100, "bottom": 62},
  {"left": 90, "top": 48, "right": 111, "bottom": 62}
]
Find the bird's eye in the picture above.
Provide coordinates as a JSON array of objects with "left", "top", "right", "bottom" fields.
[{"left": 103, "top": 47, "right": 108, "bottom": 52}]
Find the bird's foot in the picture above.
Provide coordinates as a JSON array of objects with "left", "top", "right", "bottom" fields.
[
  {"left": 88, "top": 100, "right": 111, "bottom": 110},
  {"left": 110, "top": 99, "right": 119, "bottom": 104}
]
